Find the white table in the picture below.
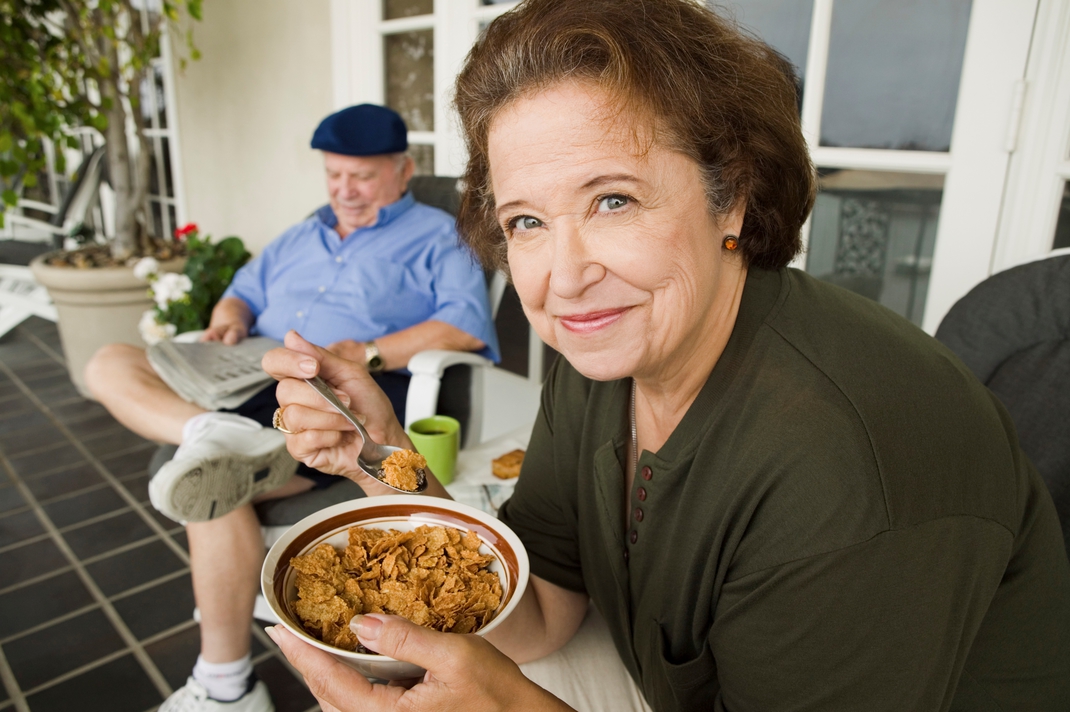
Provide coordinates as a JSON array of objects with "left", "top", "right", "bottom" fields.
[{"left": 444, "top": 423, "right": 532, "bottom": 515}]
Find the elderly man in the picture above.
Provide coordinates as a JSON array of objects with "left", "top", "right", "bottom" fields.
[{"left": 84, "top": 104, "right": 498, "bottom": 712}]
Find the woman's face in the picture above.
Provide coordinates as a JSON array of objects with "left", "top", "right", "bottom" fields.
[{"left": 488, "top": 82, "right": 744, "bottom": 382}]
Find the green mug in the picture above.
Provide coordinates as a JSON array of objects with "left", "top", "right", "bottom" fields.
[{"left": 407, "top": 415, "right": 460, "bottom": 486}]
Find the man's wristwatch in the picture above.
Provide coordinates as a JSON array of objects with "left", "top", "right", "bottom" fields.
[{"left": 364, "top": 341, "right": 384, "bottom": 373}]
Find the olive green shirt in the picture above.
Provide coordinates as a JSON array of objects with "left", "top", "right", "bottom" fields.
[{"left": 499, "top": 268, "right": 1070, "bottom": 712}]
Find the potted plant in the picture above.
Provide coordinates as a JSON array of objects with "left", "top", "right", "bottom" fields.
[
  {"left": 135, "top": 224, "right": 251, "bottom": 345},
  {"left": 0, "top": 1, "right": 203, "bottom": 395}
]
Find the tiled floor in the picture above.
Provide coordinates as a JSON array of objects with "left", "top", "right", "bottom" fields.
[{"left": 0, "top": 317, "right": 319, "bottom": 712}]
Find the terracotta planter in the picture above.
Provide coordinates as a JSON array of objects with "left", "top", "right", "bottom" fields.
[{"left": 30, "top": 253, "right": 186, "bottom": 399}]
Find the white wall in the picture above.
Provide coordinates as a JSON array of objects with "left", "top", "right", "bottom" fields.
[{"left": 172, "top": 0, "right": 334, "bottom": 254}]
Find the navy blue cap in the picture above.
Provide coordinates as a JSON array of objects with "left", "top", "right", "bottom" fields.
[{"left": 310, "top": 104, "right": 408, "bottom": 156}]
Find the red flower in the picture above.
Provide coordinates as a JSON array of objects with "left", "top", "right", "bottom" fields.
[{"left": 174, "top": 223, "right": 199, "bottom": 240}]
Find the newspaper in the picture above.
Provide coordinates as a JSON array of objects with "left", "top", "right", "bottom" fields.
[{"left": 146, "top": 336, "right": 282, "bottom": 411}]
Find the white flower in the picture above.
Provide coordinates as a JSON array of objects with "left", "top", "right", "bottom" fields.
[
  {"left": 138, "top": 309, "right": 176, "bottom": 345},
  {"left": 151, "top": 272, "right": 193, "bottom": 308},
  {"left": 133, "top": 257, "right": 161, "bottom": 282}
]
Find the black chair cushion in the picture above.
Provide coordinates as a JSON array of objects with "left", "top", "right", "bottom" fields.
[{"left": 936, "top": 255, "right": 1070, "bottom": 553}]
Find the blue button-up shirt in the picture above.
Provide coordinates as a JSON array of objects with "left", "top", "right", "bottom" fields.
[{"left": 222, "top": 192, "right": 500, "bottom": 361}]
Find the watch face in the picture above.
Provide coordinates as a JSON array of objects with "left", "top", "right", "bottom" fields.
[{"left": 368, "top": 355, "right": 384, "bottom": 370}]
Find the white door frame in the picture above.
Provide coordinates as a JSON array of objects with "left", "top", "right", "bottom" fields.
[{"left": 992, "top": 0, "right": 1070, "bottom": 272}]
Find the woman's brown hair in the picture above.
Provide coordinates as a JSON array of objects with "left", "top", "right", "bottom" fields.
[{"left": 453, "top": 0, "right": 816, "bottom": 272}]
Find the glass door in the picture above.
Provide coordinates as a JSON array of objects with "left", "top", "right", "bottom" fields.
[{"left": 722, "top": 0, "right": 1038, "bottom": 331}]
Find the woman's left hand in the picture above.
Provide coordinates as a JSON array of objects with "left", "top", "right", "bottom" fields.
[{"left": 266, "top": 615, "right": 574, "bottom": 712}]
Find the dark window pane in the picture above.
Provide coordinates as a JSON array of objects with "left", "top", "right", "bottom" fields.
[
  {"left": 806, "top": 169, "right": 944, "bottom": 326},
  {"left": 713, "top": 0, "right": 813, "bottom": 102},
  {"left": 150, "top": 200, "right": 164, "bottom": 239},
  {"left": 154, "top": 65, "right": 168, "bottom": 129},
  {"left": 1054, "top": 182, "right": 1070, "bottom": 250},
  {"left": 161, "top": 137, "right": 174, "bottom": 198},
  {"left": 409, "top": 144, "right": 434, "bottom": 176},
  {"left": 821, "top": 0, "right": 972, "bottom": 151},
  {"left": 385, "top": 30, "right": 435, "bottom": 132},
  {"left": 383, "top": 0, "right": 432, "bottom": 20},
  {"left": 148, "top": 150, "right": 161, "bottom": 197},
  {"left": 166, "top": 203, "right": 176, "bottom": 240}
]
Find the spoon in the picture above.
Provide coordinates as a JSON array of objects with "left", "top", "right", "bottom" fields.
[{"left": 304, "top": 376, "right": 428, "bottom": 493}]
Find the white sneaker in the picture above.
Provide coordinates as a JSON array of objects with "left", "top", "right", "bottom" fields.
[
  {"left": 160, "top": 677, "right": 274, "bottom": 711},
  {"left": 149, "top": 413, "right": 297, "bottom": 523}
]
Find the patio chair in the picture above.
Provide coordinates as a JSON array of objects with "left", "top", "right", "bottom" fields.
[
  {"left": 935, "top": 251, "right": 1070, "bottom": 556},
  {"left": 2, "top": 145, "right": 107, "bottom": 248}
]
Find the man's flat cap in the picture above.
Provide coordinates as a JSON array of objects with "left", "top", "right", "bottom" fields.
[{"left": 311, "top": 104, "right": 408, "bottom": 156}]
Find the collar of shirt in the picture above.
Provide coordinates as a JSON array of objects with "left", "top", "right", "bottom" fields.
[{"left": 314, "top": 191, "right": 417, "bottom": 247}]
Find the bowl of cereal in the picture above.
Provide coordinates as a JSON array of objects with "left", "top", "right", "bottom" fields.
[{"left": 261, "top": 495, "right": 530, "bottom": 681}]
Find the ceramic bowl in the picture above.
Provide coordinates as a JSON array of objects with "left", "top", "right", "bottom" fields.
[{"left": 261, "top": 495, "right": 529, "bottom": 681}]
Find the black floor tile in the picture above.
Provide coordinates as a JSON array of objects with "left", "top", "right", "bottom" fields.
[
  {"left": 4, "top": 608, "right": 126, "bottom": 690},
  {"left": 0, "top": 379, "right": 23, "bottom": 399},
  {"left": 34, "top": 383, "right": 83, "bottom": 407},
  {"left": 64, "top": 412, "right": 122, "bottom": 439},
  {"left": 8, "top": 443, "right": 87, "bottom": 478},
  {"left": 15, "top": 317, "right": 58, "bottom": 336},
  {"left": 117, "top": 473, "right": 150, "bottom": 503},
  {"left": 23, "top": 653, "right": 163, "bottom": 712},
  {"left": 0, "top": 408, "right": 48, "bottom": 435},
  {"left": 86, "top": 539, "right": 186, "bottom": 597},
  {"left": 255, "top": 655, "right": 317, "bottom": 712},
  {"left": 23, "top": 463, "right": 104, "bottom": 501},
  {"left": 63, "top": 511, "right": 155, "bottom": 560},
  {"left": 43, "top": 486, "right": 127, "bottom": 528},
  {"left": 83, "top": 428, "right": 153, "bottom": 459},
  {"left": 0, "top": 538, "right": 68, "bottom": 588},
  {"left": 0, "top": 509, "right": 45, "bottom": 548},
  {"left": 144, "top": 624, "right": 200, "bottom": 690},
  {"left": 0, "top": 484, "right": 25, "bottom": 514},
  {"left": 17, "top": 370, "right": 70, "bottom": 390},
  {"left": 8, "top": 365, "right": 65, "bottom": 385},
  {"left": 49, "top": 399, "right": 110, "bottom": 424},
  {"left": 112, "top": 573, "right": 195, "bottom": 640},
  {"left": 171, "top": 529, "right": 189, "bottom": 551},
  {"left": 0, "top": 570, "right": 95, "bottom": 639},
  {"left": 149, "top": 505, "right": 182, "bottom": 532},
  {"left": 0, "top": 396, "right": 38, "bottom": 421},
  {"left": 0, "top": 343, "right": 48, "bottom": 367},
  {"left": 98, "top": 445, "right": 155, "bottom": 478},
  {"left": 0, "top": 422, "right": 67, "bottom": 457}
]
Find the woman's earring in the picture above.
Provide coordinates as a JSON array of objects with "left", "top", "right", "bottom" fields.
[{"left": 723, "top": 235, "right": 739, "bottom": 251}]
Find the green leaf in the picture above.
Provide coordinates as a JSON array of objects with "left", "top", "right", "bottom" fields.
[
  {"left": 0, "top": 134, "right": 11, "bottom": 152},
  {"left": 1, "top": 190, "right": 17, "bottom": 207}
]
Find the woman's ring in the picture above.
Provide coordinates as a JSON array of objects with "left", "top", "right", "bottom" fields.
[{"left": 272, "top": 407, "right": 296, "bottom": 434}]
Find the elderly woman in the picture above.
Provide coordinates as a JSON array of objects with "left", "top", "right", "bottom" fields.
[{"left": 261, "top": 0, "right": 1070, "bottom": 710}]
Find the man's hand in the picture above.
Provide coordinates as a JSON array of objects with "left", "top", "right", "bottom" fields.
[
  {"left": 266, "top": 615, "right": 575, "bottom": 712},
  {"left": 200, "top": 297, "right": 254, "bottom": 345},
  {"left": 327, "top": 339, "right": 367, "bottom": 364},
  {"left": 200, "top": 321, "right": 248, "bottom": 345}
]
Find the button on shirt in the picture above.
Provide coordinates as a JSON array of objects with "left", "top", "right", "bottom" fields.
[{"left": 222, "top": 193, "right": 500, "bottom": 361}]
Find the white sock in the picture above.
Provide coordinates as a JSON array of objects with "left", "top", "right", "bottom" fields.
[{"left": 192, "top": 654, "right": 253, "bottom": 702}]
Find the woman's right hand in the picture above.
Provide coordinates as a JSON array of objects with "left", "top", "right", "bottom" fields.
[{"left": 262, "top": 330, "right": 410, "bottom": 492}]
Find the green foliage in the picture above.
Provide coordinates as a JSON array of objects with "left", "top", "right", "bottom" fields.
[
  {"left": 0, "top": 0, "right": 202, "bottom": 232},
  {"left": 157, "top": 228, "right": 250, "bottom": 334}
]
